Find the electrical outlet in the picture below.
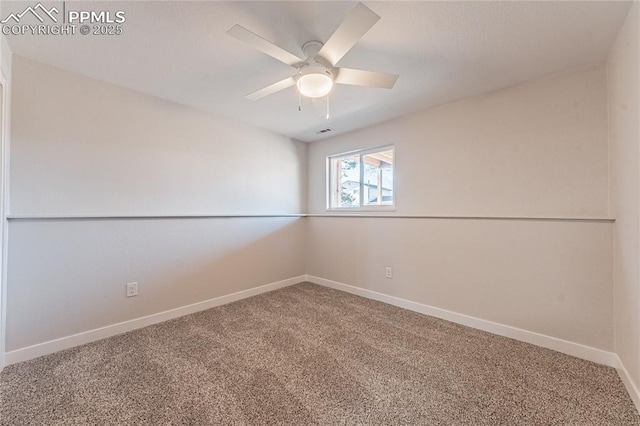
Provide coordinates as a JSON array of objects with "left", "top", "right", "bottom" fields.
[
  {"left": 385, "top": 267, "right": 393, "bottom": 279},
  {"left": 126, "top": 282, "right": 138, "bottom": 297}
]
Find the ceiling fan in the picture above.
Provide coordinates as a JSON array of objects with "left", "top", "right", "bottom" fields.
[{"left": 226, "top": 2, "right": 399, "bottom": 103}]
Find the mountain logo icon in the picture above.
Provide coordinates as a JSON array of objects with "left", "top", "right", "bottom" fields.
[{"left": 1, "top": 3, "right": 59, "bottom": 24}]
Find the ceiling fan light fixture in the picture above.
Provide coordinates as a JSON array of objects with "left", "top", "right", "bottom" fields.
[{"left": 296, "top": 67, "right": 334, "bottom": 98}]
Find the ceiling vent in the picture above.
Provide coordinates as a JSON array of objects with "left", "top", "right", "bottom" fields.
[{"left": 316, "top": 128, "right": 334, "bottom": 134}]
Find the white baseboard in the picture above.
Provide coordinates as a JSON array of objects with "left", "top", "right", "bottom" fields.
[
  {"left": 4, "top": 275, "right": 306, "bottom": 366},
  {"left": 307, "top": 275, "right": 618, "bottom": 368},
  {"left": 616, "top": 355, "right": 640, "bottom": 413}
]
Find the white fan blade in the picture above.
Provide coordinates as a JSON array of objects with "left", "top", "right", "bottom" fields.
[
  {"left": 227, "top": 25, "right": 304, "bottom": 67},
  {"left": 335, "top": 68, "right": 398, "bottom": 89},
  {"left": 317, "top": 3, "right": 380, "bottom": 66},
  {"left": 246, "top": 76, "right": 296, "bottom": 100}
]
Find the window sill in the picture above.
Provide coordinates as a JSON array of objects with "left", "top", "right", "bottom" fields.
[{"left": 326, "top": 206, "right": 396, "bottom": 213}]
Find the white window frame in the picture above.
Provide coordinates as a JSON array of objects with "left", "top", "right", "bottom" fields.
[{"left": 326, "top": 145, "right": 395, "bottom": 211}]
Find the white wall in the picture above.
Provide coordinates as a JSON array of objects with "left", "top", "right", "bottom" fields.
[
  {"left": 309, "top": 64, "right": 609, "bottom": 217},
  {"left": 307, "top": 64, "right": 613, "bottom": 352},
  {"left": 608, "top": 1, "right": 640, "bottom": 403},
  {"left": 308, "top": 218, "right": 612, "bottom": 349},
  {"left": 6, "top": 57, "right": 307, "bottom": 354},
  {"left": 7, "top": 217, "right": 305, "bottom": 351},
  {"left": 10, "top": 56, "right": 306, "bottom": 216}
]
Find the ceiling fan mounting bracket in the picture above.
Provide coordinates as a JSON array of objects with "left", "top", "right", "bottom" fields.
[{"left": 301, "top": 40, "right": 324, "bottom": 60}]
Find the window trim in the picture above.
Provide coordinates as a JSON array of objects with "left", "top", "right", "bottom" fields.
[{"left": 326, "top": 145, "right": 396, "bottom": 211}]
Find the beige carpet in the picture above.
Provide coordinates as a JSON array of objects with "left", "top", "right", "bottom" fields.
[{"left": 1, "top": 282, "right": 638, "bottom": 425}]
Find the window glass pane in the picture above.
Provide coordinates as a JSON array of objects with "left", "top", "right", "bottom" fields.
[
  {"left": 328, "top": 147, "right": 393, "bottom": 210},
  {"left": 362, "top": 149, "right": 394, "bottom": 206},
  {"left": 330, "top": 154, "right": 360, "bottom": 208}
]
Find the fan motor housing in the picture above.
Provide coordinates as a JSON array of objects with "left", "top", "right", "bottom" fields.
[{"left": 298, "top": 65, "right": 333, "bottom": 81}]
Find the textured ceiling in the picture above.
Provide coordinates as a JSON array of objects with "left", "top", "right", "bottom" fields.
[{"left": 2, "top": 1, "right": 632, "bottom": 142}]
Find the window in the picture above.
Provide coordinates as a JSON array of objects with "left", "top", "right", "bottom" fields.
[{"left": 328, "top": 146, "right": 394, "bottom": 210}]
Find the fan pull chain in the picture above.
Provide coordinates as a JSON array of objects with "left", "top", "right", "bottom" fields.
[
  {"left": 326, "top": 94, "right": 330, "bottom": 120},
  {"left": 298, "top": 68, "right": 302, "bottom": 112}
]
